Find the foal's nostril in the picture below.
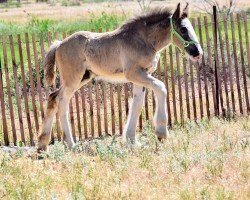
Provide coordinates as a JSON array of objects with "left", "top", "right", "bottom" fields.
[
  {"left": 196, "top": 51, "right": 203, "bottom": 59},
  {"left": 194, "top": 54, "right": 202, "bottom": 60}
]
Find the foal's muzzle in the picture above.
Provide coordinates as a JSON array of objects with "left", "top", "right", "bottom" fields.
[
  {"left": 188, "top": 44, "right": 203, "bottom": 62},
  {"left": 191, "top": 52, "right": 203, "bottom": 62}
]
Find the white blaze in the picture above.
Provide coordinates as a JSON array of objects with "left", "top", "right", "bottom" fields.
[{"left": 181, "top": 18, "right": 203, "bottom": 55}]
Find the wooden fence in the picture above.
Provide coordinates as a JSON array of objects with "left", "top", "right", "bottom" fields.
[{"left": 0, "top": 13, "right": 250, "bottom": 146}]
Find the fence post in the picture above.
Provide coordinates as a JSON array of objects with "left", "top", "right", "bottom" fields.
[
  {"left": 213, "top": 6, "right": 224, "bottom": 116},
  {"left": 0, "top": 51, "right": 9, "bottom": 145},
  {"left": 230, "top": 14, "right": 243, "bottom": 114},
  {"left": 243, "top": 13, "right": 250, "bottom": 76},
  {"left": 198, "top": 17, "right": 210, "bottom": 119},
  {"left": 9, "top": 35, "right": 25, "bottom": 144},
  {"left": 237, "top": 14, "right": 250, "bottom": 114},
  {"left": 223, "top": 15, "right": 236, "bottom": 113},
  {"left": 2, "top": 36, "right": 17, "bottom": 145}
]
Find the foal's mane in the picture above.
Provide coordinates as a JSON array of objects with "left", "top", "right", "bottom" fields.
[{"left": 120, "top": 7, "right": 172, "bottom": 30}]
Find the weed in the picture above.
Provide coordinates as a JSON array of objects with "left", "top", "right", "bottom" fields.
[
  {"left": 179, "top": 189, "right": 195, "bottom": 200},
  {"left": 95, "top": 137, "right": 127, "bottom": 162},
  {"left": 43, "top": 142, "right": 66, "bottom": 161},
  {"left": 239, "top": 138, "right": 249, "bottom": 152},
  {"left": 215, "top": 188, "right": 234, "bottom": 200}
]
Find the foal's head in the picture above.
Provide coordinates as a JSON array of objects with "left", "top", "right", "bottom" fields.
[
  {"left": 120, "top": 3, "right": 203, "bottom": 62},
  {"left": 170, "top": 3, "right": 203, "bottom": 62}
]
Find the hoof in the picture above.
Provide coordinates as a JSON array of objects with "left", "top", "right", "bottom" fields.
[
  {"left": 37, "top": 145, "right": 48, "bottom": 154},
  {"left": 155, "top": 125, "right": 169, "bottom": 141},
  {"left": 126, "top": 140, "right": 142, "bottom": 149},
  {"left": 37, "top": 145, "right": 48, "bottom": 159},
  {"left": 65, "top": 141, "right": 75, "bottom": 150},
  {"left": 123, "top": 136, "right": 142, "bottom": 148},
  {"left": 131, "top": 140, "right": 142, "bottom": 148}
]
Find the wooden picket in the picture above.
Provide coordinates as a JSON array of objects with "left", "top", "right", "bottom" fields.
[
  {"left": 230, "top": 14, "right": 243, "bottom": 114},
  {"left": 204, "top": 16, "right": 217, "bottom": 116},
  {"left": 102, "top": 82, "right": 108, "bottom": 135},
  {"left": 190, "top": 19, "right": 197, "bottom": 120},
  {"left": 169, "top": 46, "right": 177, "bottom": 122},
  {"left": 0, "top": 48, "right": 9, "bottom": 145},
  {"left": 198, "top": 17, "right": 210, "bottom": 118},
  {"left": 217, "top": 16, "right": 230, "bottom": 112},
  {"left": 9, "top": 35, "right": 25, "bottom": 144},
  {"left": 95, "top": 82, "right": 102, "bottom": 137},
  {"left": 237, "top": 14, "right": 250, "bottom": 113},
  {"left": 109, "top": 84, "right": 115, "bottom": 135},
  {"left": 163, "top": 49, "right": 171, "bottom": 127},
  {"left": 80, "top": 87, "right": 88, "bottom": 139},
  {"left": 2, "top": 36, "right": 17, "bottom": 145},
  {"left": 193, "top": 19, "right": 203, "bottom": 119},
  {"left": 25, "top": 33, "right": 40, "bottom": 133},
  {"left": 175, "top": 48, "right": 184, "bottom": 124},
  {"left": 244, "top": 14, "right": 250, "bottom": 76},
  {"left": 17, "top": 34, "right": 33, "bottom": 145},
  {"left": 223, "top": 15, "right": 236, "bottom": 113}
]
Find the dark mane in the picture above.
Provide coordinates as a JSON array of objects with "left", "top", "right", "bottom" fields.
[{"left": 120, "top": 7, "right": 172, "bottom": 30}]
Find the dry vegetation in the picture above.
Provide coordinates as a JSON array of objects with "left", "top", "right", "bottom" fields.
[
  {"left": 0, "top": 0, "right": 250, "bottom": 23},
  {"left": 0, "top": 117, "right": 249, "bottom": 199}
]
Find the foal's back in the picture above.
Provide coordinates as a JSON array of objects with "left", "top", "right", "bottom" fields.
[{"left": 57, "top": 30, "right": 125, "bottom": 76}]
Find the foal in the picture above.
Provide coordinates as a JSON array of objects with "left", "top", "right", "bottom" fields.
[{"left": 38, "top": 3, "right": 203, "bottom": 152}]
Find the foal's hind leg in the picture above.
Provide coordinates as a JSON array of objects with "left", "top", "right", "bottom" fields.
[
  {"left": 38, "top": 86, "right": 75, "bottom": 152},
  {"left": 38, "top": 88, "right": 61, "bottom": 152},
  {"left": 38, "top": 70, "right": 94, "bottom": 152},
  {"left": 56, "top": 72, "right": 95, "bottom": 149},
  {"left": 56, "top": 86, "right": 75, "bottom": 149},
  {"left": 123, "top": 85, "right": 146, "bottom": 144}
]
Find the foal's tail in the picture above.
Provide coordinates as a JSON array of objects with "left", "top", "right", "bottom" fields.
[{"left": 44, "top": 40, "right": 62, "bottom": 87}]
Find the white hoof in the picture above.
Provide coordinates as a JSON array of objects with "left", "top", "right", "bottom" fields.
[
  {"left": 66, "top": 140, "right": 75, "bottom": 150},
  {"left": 155, "top": 125, "right": 169, "bottom": 141},
  {"left": 122, "top": 136, "right": 142, "bottom": 148}
]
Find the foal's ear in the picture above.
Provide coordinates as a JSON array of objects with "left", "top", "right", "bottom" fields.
[
  {"left": 173, "top": 3, "right": 181, "bottom": 20},
  {"left": 181, "top": 3, "right": 189, "bottom": 18}
]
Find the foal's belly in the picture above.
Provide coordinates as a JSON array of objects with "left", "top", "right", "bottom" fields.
[
  {"left": 85, "top": 56, "right": 127, "bottom": 83},
  {"left": 95, "top": 74, "right": 129, "bottom": 83}
]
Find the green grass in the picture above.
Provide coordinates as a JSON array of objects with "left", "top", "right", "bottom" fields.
[
  {"left": 0, "top": 117, "right": 249, "bottom": 199},
  {"left": 0, "top": 12, "right": 126, "bottom": 35}
]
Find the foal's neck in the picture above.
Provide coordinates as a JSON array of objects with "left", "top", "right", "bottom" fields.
[{"left": 144, "top": 21, "right": 172, "bottom": 52}]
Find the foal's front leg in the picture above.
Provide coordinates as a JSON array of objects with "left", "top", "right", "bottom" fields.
[
  {"left": 125, "top": 69, "right": 169, "bottom": 140},
  {"left": 123, "top": 85, "right": 146, "bottom": 144}
]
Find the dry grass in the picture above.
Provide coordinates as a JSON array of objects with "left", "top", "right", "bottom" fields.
[
  {"left": 0, "top": 117, "right": 249, "bottom": 199},
  {"left": 0, "top": 1, "right": 170, "bottom": 23},
  {"left": 0, "top": 0, "right": 249, "bottom": 23}
]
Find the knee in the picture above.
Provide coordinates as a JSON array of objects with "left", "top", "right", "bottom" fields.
[{"left": 58, "top": 104, "right": 69, "bottom": 117}]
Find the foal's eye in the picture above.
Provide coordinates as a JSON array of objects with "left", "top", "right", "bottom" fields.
[{"left": 180, "top": 27, "right": 188, "bottom": 34}]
